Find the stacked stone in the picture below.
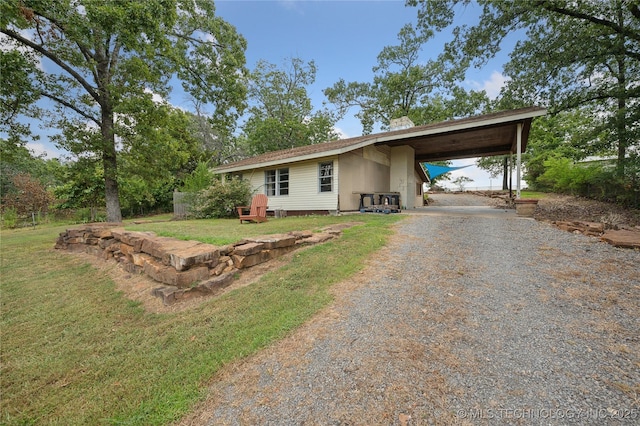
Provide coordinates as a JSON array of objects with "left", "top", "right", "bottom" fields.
[
  {"left": 55, "top": 225, "right": 340, "bottom": 305},
  {"left": 551, "top": 220, "right": 605, "bottom": 237},
  {"left": 550, "top": 220, "right": 640, "bottom": 248}
]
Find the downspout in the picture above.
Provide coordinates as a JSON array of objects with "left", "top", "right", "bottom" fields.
[
  {"left": 516, "top": 122, "right": 522, "bottom": 199},
  {"left": 335, "top": 159, "right": 340, "bottom": 215}
]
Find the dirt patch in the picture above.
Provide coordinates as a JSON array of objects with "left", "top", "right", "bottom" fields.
[{"left": 533, "top": 194, "right": 640, "bottom": 228}]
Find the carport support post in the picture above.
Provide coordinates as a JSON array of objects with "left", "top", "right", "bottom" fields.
[{"left": 516, "top": 122, "right": 522, "bottom": 199}]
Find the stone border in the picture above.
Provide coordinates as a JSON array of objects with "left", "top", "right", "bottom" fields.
[
  {"left": 550, "top": 220, "right": 640, "bottom": 249},
  {"left": 55, "top": 223, "right": 358, "bottom": 305}
]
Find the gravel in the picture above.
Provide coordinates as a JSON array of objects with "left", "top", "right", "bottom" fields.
[{"left": 181, "top": 194, "right": 640, "bottom": 426}]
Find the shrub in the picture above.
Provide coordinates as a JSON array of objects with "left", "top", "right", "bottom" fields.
[
  {"left": 1, "top": 207, "right": 18, "bottom": 228},
  {"left": 1, "top": 173, "right": 53, "bottom": 217},
  {"left": 536, "top": 155, "right": 640, "bottom": 208},
  {"left": 189, "top": 178, "right": 253, "bottom": 219},
  {"left": 182, "top": 161, "right": 214, "bottom": 193}
]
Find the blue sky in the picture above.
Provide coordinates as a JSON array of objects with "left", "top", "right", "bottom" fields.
[
  {"left": 25, "top": 0, "right": 518, "bottom": 188},
  {"left": 212, "top": 0, "right": 510, "bottom": 137}
]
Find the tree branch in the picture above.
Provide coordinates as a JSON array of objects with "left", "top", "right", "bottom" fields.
[
  {"left": 108, "top": 37, "right": 121, "bottom": 81},
  {"left": 40, "top": 91, "right": 100, "bottom": 126},
  {"left": 536, "top": 1, "right": 640, "bottom": 43},
  {"left": 30, "top": 9, "right": 99, "bottom": 69},
  {"left": 0, "top": 28, "right": 100, "bottom": 103}
]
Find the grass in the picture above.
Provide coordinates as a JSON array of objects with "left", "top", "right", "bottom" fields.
[
  {"left": 0, "top": 214, "right": 403, "bottom": 425},
  {"left": 519, "top": 190, "right": 550, "bottom": 199},
  {"left": 129, "top": 214, "right": 378, "bottom": 246}
]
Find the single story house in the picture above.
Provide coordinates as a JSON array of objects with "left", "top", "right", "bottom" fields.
[{"left": 214, "top": 106, "right": 547, "bottom": 215}]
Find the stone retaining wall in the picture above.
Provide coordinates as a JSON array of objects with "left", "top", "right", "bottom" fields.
[{"left": 55, "top": 224, "right": 344, "bottom": 305}]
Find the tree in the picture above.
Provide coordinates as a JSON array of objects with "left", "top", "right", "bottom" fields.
[
  {"left": 189, "top": 101, "right": 246, "bottom": 166},
  {"left": 2, "top": 172, "right": 53, "bottom": 218},
  {"left": 324, "top": 24, "right": 490, "bottom": 134},
  {"left": 409, "top": 0, "right": 640, "bottom": 175},
  {"left": 476, "top": 156, "right": 510, "bottom": 190},
  {"left": 55, "top": 158, "right": 105, "bottom": 221},
  {"left": 181, "top": 161, "right": 214, "bottom": 193},
  {"left": 0, "top": 137, "right": 64, "bottom": 201},
  {"left": 117, "top": 104, "right": 205, "bottom": 188},
  {"left": 242, "top": 57, "right": 339, "bottom": 156},
  {"left": 0, "top": 49, "right": 42, "bottom": 142},
  {"left": 451, "top": 175, "right": 473, "bottom": 192},
  {"left": 522, "top": 109, "right": 599, "bottom": 189},
  {"left": 1, "top": 0, "right": 247, "bottom": 222}
]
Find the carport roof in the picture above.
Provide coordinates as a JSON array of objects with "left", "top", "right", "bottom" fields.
[{"left": 214, "top": 106, "right": 547, "bottom": 173}]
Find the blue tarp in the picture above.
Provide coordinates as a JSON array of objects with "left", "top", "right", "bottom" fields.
[{"left": 423, "top": 163, "right": 471, "bottom": 182}]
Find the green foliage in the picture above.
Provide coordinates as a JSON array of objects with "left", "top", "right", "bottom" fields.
[
  {"left": 451, "top": 175, "right": 473, "bottom": 191},
  {"left": 0, "top": 49, "right": 42, "bottom": 141},
  {"left": 118, "top": 105, "right": 206, "bottom": 182},
  {"left": 410, "top": 0, "right": 639, "bottom": 174},
  {"left": 118, "top": 175, "right": 176, "bottom": 218},
  {"left": 182, "top": 161, "right": 214, "bottom": 193},
  {"left": 188, "top": 106, "right": 245, "bottom": 166},
  {"left": 72, "top": 207, "right": 106, "bottom": 223},
  {"left": 2, "top": 0, "right": 248, "bottom": 222},
  {"left": 1, "top": 206, "right": 18, "bottom": 228},
  {"left": 1, "top": 139, "right": 64, "bottom": 200},
  {"left": 242, "top": 57, "right": 339, "bottom": 155},
  {"left": 536, "top": 156, "right": 640, "bottom": 208},
  {"left": 324, "top": 23, "right": 490, "bottom": 133},
  {"left": 189, "top": 178, "right": 253, "bottom": 219},
  {"left": 55, "top": 159, "right": 104, "bottom": 212}
]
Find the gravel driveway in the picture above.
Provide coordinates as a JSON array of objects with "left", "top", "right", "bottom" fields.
[{"left": 181, "top": 195, "right": 640, "bottom": 425}]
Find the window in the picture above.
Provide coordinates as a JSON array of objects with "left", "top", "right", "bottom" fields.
[
  {"left": 278, "top": 168, "right": 289, "bottom": 195},
  {"left": 319, "top": 161, "right": 333, "bottom": 193},
  {"left": 265, "top": 168, "right": 289, "bottom": 196}
]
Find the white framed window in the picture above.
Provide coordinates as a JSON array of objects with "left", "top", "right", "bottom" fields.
[
  {"left": 319, "top": 161, "right": 333, "bottom": 193},
  {"left": 265, "top": 168, "right": 289, "bottom": 196}
]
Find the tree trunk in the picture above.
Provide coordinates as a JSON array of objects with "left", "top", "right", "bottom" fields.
[
  {"left": 101, "top": 108, "right": 122, "bottom": 223},
  {"left": 615, "top": 2, "right": 627, "bottom": 177}
]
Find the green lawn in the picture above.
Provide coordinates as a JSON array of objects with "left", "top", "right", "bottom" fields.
[
  {"left": 0, "top": 214, "right": 402, "bottom": 425},
  {"left": 519, "top": 190, "right": 550, "bottom": 199}
]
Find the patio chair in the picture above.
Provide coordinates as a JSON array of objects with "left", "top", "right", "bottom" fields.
[{"left": 237, "top": 194, "right": 269, "bottom": 223}]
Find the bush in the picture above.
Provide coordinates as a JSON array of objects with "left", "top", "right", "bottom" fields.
[
  {"left": 536, "top": 155, "right": 640, "bottom": 208},
  {"left": 73, "top": 207, "right": 107, "bottom": 223},
  {"left": 1, "top": 173, "right": 53, "bottom": 217},
  {"left": 189, "top": 178, "right": 253, "bottom": 219},
  {"left": 1, "top": 207, "right": 18, "bottom": 228},
  {"left": 182, "top": 161, "right": 214, "bottom": 193}
]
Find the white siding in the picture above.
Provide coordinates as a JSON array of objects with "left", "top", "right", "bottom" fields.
[{"left": 242, "top": 157, "right": 339, "bottom": 212}]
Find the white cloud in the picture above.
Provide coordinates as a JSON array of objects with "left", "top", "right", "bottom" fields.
[
  {"left": 332, "top": 126, "right": 350, "bottom": 139},
  {"left": 26, "top": 142, "right": 63, "bottom": 159},
  {"left": 144, "top": 88, "right": 167, "bottom": 104},
  {"left": 278, "top": 0, "right": 302, "bottom": 12},
  {"left": 468, "top": 71, "right": 510, "bottom": 100}
]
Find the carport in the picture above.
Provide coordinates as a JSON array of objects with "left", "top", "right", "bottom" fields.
[{"left": 371, "top": 106, "right": 547, "bottom": 199}]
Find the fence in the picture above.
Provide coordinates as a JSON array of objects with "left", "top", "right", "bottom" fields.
[{"left": 173, "top": 191, "right": 191, "bottom": 219}]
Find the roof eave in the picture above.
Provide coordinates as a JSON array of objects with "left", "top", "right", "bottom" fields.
[
  {"left": 214, "top": 138, "right": 376, "bottom": 173},
  {"left": 372, "top": 107, "right": 547, "bottom": 145}
]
